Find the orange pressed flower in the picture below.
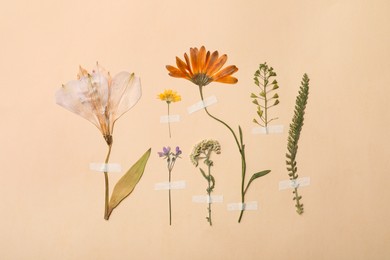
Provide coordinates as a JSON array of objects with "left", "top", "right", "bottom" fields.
[{"left": 166, "top": 46, "right": 238, "bottom": 87}]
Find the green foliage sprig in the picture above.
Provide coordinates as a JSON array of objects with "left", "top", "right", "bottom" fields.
[
  {"left": 190, "top": 140, "right": 221, "bottom": 226},
  {"left": 251, "top": 63, "right": 280, "bottom": 129},
  {"left": 286, "top": 74, "right": 310, "bottom": 215}
]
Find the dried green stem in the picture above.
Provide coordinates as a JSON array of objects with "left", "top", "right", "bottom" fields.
[
  {"left": 104, "top": 142, "right": 112, "bottom": 220},
  {"left": 198, "top": 86, "right": 248, "bottom": 223}
]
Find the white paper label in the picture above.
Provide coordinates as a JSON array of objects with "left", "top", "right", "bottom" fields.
[
  {"left": 154, "top": 180, "right": 186, "bottom": 190},
  {"left": 227, "top": 201, "right": 258, "bottom": 211},
  {"left": 89, "top": 163, "right": 122, "bottom": 172},
  {"left": 187, "top": 96, "right": 218, "bottom": 114},
  {"left": 252, "top": 125, "right": 284, "bottom": 134},
  {"left": 192, "top": 195, "right": 223, "bottom": 203},
  {"left": 160, "top": 115, "right": 180, "bottom": 123},
  {"left": 278, "top": 177, "right": 310, "bottom": 190}
]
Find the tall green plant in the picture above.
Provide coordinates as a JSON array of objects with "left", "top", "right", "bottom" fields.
[{"left": 286, "top": 74, "right": 310, "bottom": 215}]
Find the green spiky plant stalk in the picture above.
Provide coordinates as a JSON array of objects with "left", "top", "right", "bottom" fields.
[
  {"left": 251, "top": 63, "right": 280, "bottom": 132},
  {"left": 286, "top": 74, "right": 310, "bottom": 215}
]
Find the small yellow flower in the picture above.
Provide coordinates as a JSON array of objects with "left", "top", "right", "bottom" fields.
[{"left": 158, "top": 89, "right": 182, "bottom": 103}]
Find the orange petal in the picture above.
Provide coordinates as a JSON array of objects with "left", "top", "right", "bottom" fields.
[
  {"left": 205, "top": 51, "right": 219, "bottom": 75},
  {"left": 208, "top": 54, "right": 227, "bottom": 76},
  {"left": 184, "top": 53, "right": 193, "bottom": 76},
  {"left": 197, "top": 46, "right": 207, "bottom": 73},
  {"left": 202, "top": 51, "right": 211, "bottom": 73},
  {"left": 176, "top": 57, "right": 191, "bottom": 78},
  {"left": 212, "top": 65, "right": 238, "bottom": 81},
  {"left": 166, "top": 65, "right": 188, "bottom": 78},
  {"left": 214, "top": 75, "right": 238, "bottom": 84},
  {"left": 190, "top": 47, "right": 199, "bottom": 74}
]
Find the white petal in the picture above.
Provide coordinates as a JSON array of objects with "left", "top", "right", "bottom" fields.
[
  {"left": 109, "top": 72, "right": 141, "bottom": 122},
  {"left": 55, "top": 79, "right": 100, "bottom": 129},
  {"left": 90, "top": 72, "right": 109, "bottom": 115}
]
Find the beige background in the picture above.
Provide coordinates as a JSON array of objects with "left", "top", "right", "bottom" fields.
[{"left": 1, "top": 0, "right": 390, "bottom": 259}]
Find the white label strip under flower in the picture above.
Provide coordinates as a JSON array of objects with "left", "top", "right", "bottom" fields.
[
  {"left": 154, "top": 180, "right": 186, "bottom": 190},
  {"left": 227, "top": 201, "right": 258, "bottom": 211},
  {"left": 278, "top": 177, "right": 311, "bottom": 190},
  {"left": 192, "top": 195, "right": 224, "bottom": 203},
  {"left": 187, "top": 96, "right": 218, "bottom": 114},
  {"left": 89, "top": 163, "right": 122, "bottom": 173},
  {"left": 251, "top": 125, "right": 284, "bottom": 134},
  {"left": 160, "top": 115, "right": 180, "bottom": 123}
]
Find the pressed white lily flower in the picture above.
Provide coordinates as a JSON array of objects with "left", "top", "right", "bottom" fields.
[
  {"left": 55, "top": 63, "right": 148, "bottom": 221},
  {"left": 56, "top": 63, "right": 141, "bottom": 144}
]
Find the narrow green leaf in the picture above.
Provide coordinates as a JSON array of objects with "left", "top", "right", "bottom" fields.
[
  {"left": 200, "top": 167, "right": 208, "bottom": 180},
  {"left": 244, "top": 170, "right": 271, "bottom": 194},
  {"left": 239, "top": 126, "right": 243, "bottom": 146},
  {"left": 107, "top": 148, "right": 151, "bottom": 216}
]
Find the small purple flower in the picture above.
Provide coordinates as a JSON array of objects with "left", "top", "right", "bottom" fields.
[
  {"left": 163, "top": 146, "right": 171, "bottom": 154},
  {"left": 158, "top": 146, "right": 171, "bottom": 157},
  {"left": 175, "top": 146, "right": 182, "bottom": 156}
]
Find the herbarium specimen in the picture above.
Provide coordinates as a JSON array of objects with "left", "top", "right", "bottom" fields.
[
  {"left": 190, "top": 140, "right": 221, "bottom": 226},
  {"left": 251, "top": 62, "right": 280, "bottom": 131},
  {"left": 166, "top": 46, "right": 270, "bottom": 222},
  {"left": 158, "top": 146, "right": 182, "bottom": 225},
  {"left": 286, "top": 74, "right": 310, "bottom": 215},
  {"left": 157, "top": 89, "right": 181, "bottom": 138},
  {"left": 56, "top": 64, "right": 151, "bottom": 220}
]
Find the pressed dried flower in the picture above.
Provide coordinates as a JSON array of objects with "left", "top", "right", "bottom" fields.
[
  {"left": 190, "top": 139, "right": 221, "bottom": 226},
  {"left": 158, "top": 146, "right": 182, "bottom": 225},
  {"left": 56, "top": 63, "right": 141, "bottom": 145},
  {"left": 157, "top": 89, "right": 181, "bottom": 138},
  {"left": 55, "top": 63, "right": 150, "bottom": 221},
  {"left": 166, "top": 46, "right": 238, "bottom": 87},
  {"left": 158, "top": 89, "right": 181, "bottom": 103}
]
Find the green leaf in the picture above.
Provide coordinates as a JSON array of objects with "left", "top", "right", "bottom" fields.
[
  {"left": 257, "top": 109, "right": 263, "bottom": 118},
  {"left": 200, "top": 167, "right": 208, "bottom": 180},
  {"left": 107, "top": 148, "right": 151, "bottom": 217},
  {"left": 244, "top": 170, "right": 271, "bottom": 194},
  {"left": 239, "top": 126, "right": 243, "bottom": 146},
  {"left": 250, "top": 93, "right": 258, "bottom": 98}
]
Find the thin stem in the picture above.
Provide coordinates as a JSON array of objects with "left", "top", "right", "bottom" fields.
[
  {"left": 238, "top": 149, "right": 246, "bottom": 223},
  {"left": 207, "top": 164, "right": 212, "bottom": 226},
  {"left": 293, "top": 186, "right": 304, "bottom": 214},
  {"left": 199, "top": 86, "right": 241, "bottom": 151},
  {"left": 168, "top": 168, "right": 172, "bottom": 225},
  {"left": 263, "top": 71, "right": 268, "bottom": 128},
  {"left": 198, "top": 86, "right": 247, "bottom": 223},
  {"left": 167, "top": 103, "right": 172, "bottom": 138},
  {"left": 103, "top": 142, "right": 112, "bottom": 220}
]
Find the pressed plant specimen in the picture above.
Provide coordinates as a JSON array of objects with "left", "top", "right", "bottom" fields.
[
  {"left": 56, "top": 63, "right": 151, "bottom": 220},
  {"left": 157, "top": 89, "right": 181, "bottom": 138},
  {"left": 190, "top": 139, "right": 221, "bottom": 226},
  {"left": 158, "top": 146, "right": 182, "bottom": 225},
  {"left": 286, "top": 74, "right": 310, "bottom": 215},
  {"left": 251, "top": 62, "right": 280, "bottom": 131}
]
